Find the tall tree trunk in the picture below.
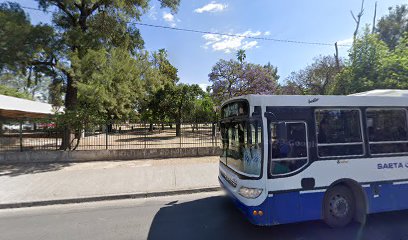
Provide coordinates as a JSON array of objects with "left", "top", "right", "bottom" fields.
[
  {"left": 149, "top": 123, "right": 153, "bottom": 132},
  {"left": 175, "top": 109, "right": 182, "bottom": 137},
  {"left": 176, "top": 120, "right": 181, "bottom": 137},
  {"left": 60, "top": 75, "right": 78, "bottom": 150}
]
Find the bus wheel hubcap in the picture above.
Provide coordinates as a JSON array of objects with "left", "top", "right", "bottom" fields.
[{"left": 329, "top": 195, "right": 349, "bottom": 218}]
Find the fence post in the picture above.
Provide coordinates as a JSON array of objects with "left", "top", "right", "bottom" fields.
[
  {"left": 55, "top": 124, "right": 58, "bottom": 150},
  {"left": 212, "top": 122, "right": 215, "bottom": 147},
  {"left": 144, "top": 123, "right": 147, "bottom": 149},
  {"left": 179, "top": 123, "right": 182, "bottom": 149},
  {"left": 105, "top": 123, "right": 108, "bottom": 150},
  {"left": 19, "top": 121, "right": 23, "bottom": 152}
]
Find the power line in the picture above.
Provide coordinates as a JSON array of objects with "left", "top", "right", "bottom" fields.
[
  {"left": 19, "top": 5, "right": 351, "bottom": 47},
  {"left": 133, "top": 22, "right": 350, "bottom": 47}
]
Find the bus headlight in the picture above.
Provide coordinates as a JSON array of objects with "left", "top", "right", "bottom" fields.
[{"left": 238, "top": 187, "right": 263, "bottom": 199}]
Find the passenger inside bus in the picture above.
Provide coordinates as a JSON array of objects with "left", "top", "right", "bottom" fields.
[
  {"left": 318, "top": 118, "right": 328, "bottom": 143},
  {"left": 271, "top": 122, "right": 307, "bottom": 175}
]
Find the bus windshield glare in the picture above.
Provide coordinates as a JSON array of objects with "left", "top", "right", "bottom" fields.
[{"left": 220, "top": 119, "right": 262, "bottom": 177}]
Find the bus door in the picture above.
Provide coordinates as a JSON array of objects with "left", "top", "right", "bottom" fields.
[{"left": 265, "top": 107, "right": 317, "bottom": 223}]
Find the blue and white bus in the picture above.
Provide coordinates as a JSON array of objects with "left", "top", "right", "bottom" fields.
[{"left": 218, "top": 90, "right": 408, "bottom": 227}]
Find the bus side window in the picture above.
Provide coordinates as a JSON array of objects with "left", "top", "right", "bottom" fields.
[
  {"left": 315, "top": 109, "right": 364, "bottom": 157},
  {"left": 270, "top": 122, "right": 308, "bottom": 175},
  {"left": 367, "top": 109, "right": 408, "bottom": 154}
]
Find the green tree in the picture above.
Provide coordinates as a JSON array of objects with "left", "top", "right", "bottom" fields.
[
  {"left": 377, "top": 5, "right": 408, "bottom": 50},
  {"left": 236, "top": 49, "right": 246, "bottom": 64},
  {"left": 278, "top": 80, "right": 304, "bottom": 95},
  {"left": 0, "top": 3, "right": 56, "bottom": 100},
  {"left": 331, "top": 30, "right": 389, "bottom": 95},
  {"left": 283, "top": 55, "right": 343, "bottom": 95},
  {"left": 139, "top": 49, "right": 179, "bottom": 130},
  {"left": 0, "top": 84, "right": 32, "bottom": 99},
  {"left": 379, "top": 34, "right": 408, "bottom": 89},
  {"left": 2, "top": 0, "right": 180, "bottom": 149},
  {"left": 193, "top": 93, "right": 215, "bottom": 123},
  {"left": 148, "top": 83, "right": 204, "bottom": 136},
  {"left": 209, "top": 51, "right": 279, "bottom": 105}
]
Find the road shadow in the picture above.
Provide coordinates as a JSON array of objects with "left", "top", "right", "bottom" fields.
[
  {"left": 0, "top": 162, "right": 71, "bottom": 177},
  {"left": 147, "top": 195, "right": 408, "bottom": 240}
]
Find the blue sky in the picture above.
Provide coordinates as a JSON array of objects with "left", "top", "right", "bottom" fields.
[{"left": 12, "top": 0, "right": 408, "bottom": 89}]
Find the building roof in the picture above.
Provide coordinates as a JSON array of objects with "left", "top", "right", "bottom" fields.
[{"left": 0, "top": 94, "right": 56, "bottom": 119}]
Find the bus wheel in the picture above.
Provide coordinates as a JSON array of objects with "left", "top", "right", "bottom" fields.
[{"left": 323, "top": 185, "right": 355, "bottom": 228}]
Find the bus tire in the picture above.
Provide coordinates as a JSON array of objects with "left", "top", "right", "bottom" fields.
[{"left": 323, "top": 185, "right": 355, "bottom": 228}]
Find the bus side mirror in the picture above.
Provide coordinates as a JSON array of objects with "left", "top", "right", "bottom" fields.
[{"left": 277, "top": 122, "right": 287, "bottom": 140}]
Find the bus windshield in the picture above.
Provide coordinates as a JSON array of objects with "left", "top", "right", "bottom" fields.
[{"left": 220, "top": 119, "right": 262, "bottom": 177}]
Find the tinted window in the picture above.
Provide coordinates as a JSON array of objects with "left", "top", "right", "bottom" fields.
[
  {"left": 270, "top": 122, "right": 308, "bottom": 175},
  {"left": 367, "top": 109, "right": 408, "bottom": 154},
  {"left": 315, "top": 109, "right": 364, "bottom": 157}
]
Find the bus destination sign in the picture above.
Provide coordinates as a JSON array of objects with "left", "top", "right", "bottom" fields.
[{"left": 221, "top": 101, "right": 249, "bottom": 118}]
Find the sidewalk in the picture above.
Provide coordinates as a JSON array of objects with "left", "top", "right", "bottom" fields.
[{"left": 0, "top": 156, "right": 220, "bottom": 208}]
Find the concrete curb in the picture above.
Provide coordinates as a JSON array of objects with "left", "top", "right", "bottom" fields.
[{"left": 0, "top": 187, "right": 222, "bottom": 209}]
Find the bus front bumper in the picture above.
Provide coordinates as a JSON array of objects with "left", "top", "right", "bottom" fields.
[{"left": 219, "top": 177, "right": 270, "bottom": 226}]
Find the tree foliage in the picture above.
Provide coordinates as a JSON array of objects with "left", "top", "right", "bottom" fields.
[
  {"left": 209, "top": 51, "right": 279, "bottom": 105},
  {"left": 377, "top": 5, "right": 408, "bottom": 50},
  {"left": 0, "top": 84, "right": 32, "bottom": 99},
  {"left": 279, "top": 4, "right": 408, "bottom": 96},
  {"left": 379, "top": 34, "right": 408, "bottom": 89},
  {"left": 0, "top": 2, "right": 56, "bottom": 100},
  {"left": 0, "top": 0, "right": 181, "bottom": 149},
  {"left": 145, "top": 83, "right": 206, "bottom": 136},
  {"left": 282, "top": 55, "right": 342, "bottom": 95},
  {"left": 331, "top": 30, "right": 389, "bottom": 94}
]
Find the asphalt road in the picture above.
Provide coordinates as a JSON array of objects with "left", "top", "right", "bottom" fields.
[{"left": 1, "top": 191, "right": 408, "bottom": 240}]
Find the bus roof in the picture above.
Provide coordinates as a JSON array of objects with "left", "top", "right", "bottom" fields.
[{"left": 223, "top": 90, "right": 408, "bottom": 108}]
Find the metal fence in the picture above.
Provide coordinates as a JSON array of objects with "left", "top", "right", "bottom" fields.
[{"left": 0, "top": 120, "right": 220, "bottom": 152}]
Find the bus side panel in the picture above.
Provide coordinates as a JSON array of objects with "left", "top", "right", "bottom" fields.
[
  {"left": 269, "top": 192, "right": 301, "bottom": 225},
  {"left": 300, "top": 192, "right": 325, "bottom": 220},
  {"left": 396, "top": 183, "right": 408, "bottom": 210},
  {"left": 268, "top": 191, "right": 323, "bottom": 224},
  {"left": 366, "top": 182, "right": 408, "bottom": 214}
]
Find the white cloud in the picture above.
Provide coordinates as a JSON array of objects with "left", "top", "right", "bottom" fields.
[
  {"left": 194, "top": 1, "right": 227, "bottom": 13},
  {"left": 242, "top": 41, "right": 258, "bottom": 50},
  {"left": 264, "top": 31, "right": 271, "bottom": 36},
  {"left": 163, "top": 12, "right": 177, "bottom": 27},
  {"left": 202, "top": 30, "right": 265, "bottom": 53},
  {"left": 337, "top": 37, "right": 353, "bottom": 46}
]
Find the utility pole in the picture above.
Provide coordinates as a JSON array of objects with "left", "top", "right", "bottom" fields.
[{"left": 334, "top": 42, "right": 340, "bottom": 72}]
